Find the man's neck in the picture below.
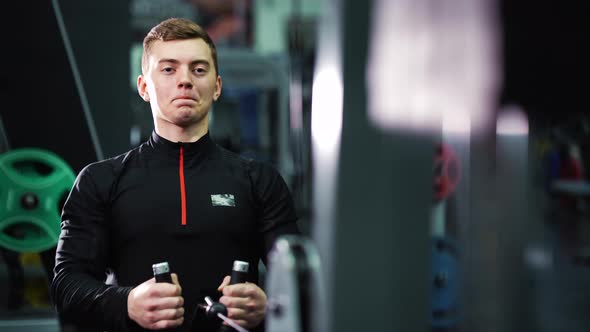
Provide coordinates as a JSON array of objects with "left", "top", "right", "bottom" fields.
[{"left": 154, "top": 122, "right": 208, "bottom": 143}]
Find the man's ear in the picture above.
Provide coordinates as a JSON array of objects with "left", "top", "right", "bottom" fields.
[
  {"left": 137, "top": 75, "right": 150, "bottom": 102},
  {"left": 213, "top": 75, "right": 222, "bottom": 101}
]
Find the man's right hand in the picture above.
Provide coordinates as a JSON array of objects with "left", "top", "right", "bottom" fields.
[{"left": 128, "top": 273, "right": 185, "bottom": 329}]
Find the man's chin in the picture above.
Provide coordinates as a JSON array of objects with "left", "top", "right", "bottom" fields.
[
  {"left": 174, "top": 118, "right": 197, "bottom": 128},
  {"left": 174, "top": 114, "right": 207, "bottom": 128}
]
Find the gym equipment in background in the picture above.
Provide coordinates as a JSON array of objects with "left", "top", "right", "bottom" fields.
[
  {"left": 265, "top": 235, "right": 323, "bottom": 332},
  {"left": 430, "top": 236, "right": 462, "bottom": 329},
  {"left": 0, "top": 148, "right": 75, "bottom": 252},
  {"left": 430, "top": 141, "right": 463, "bottom": 330},
  {"left": 434, "top": 143, "right": 461, "bottom": 203}
]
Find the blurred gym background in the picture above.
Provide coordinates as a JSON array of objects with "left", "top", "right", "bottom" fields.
[{"left": 0, "top": 0, "right": 588, "bottom": 331}]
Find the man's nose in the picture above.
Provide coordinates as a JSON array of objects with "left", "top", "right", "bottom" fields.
[{"left": 178, "top": 69, "right": 193, "bottom": 88}]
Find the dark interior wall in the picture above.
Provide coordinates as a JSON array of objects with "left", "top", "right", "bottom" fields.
[
  {"left": 0, "top": 0, "right": 130, "bottom": 174},
  {"left": 499, "top": 0, "right": 588, "bottom": 125},
  {"left": 58, "top": 0, "right": 132, "bottom": 160}
]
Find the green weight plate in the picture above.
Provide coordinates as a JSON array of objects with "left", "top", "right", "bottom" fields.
[{"left": 0, "top": 148, "right": 75, "bottom": 252}]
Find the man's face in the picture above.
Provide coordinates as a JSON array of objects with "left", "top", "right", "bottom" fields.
[{"left": 138, "top": 38, "right": 221, "bottom": 129}]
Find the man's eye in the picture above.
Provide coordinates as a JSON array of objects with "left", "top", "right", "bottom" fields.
[
  {"left": 162, "top": 67, "right": 174, "bottom": 73},
  {"left": 194, "top": 67, "right": 206, "bottom": 74}
]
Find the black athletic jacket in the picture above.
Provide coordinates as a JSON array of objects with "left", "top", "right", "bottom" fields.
[{"left": 51, "top": 131, "right": 299, "bottom": 332}]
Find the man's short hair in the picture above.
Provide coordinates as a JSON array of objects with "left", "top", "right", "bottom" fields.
[{"left": 141, "top": 17, "right": 218, "bottom": 75}]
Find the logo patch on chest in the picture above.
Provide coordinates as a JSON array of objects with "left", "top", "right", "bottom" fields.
[{"left": 211, "top": 194, "right": 236, "bottom": 207}]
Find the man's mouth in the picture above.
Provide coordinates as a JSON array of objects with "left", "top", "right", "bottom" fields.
[{"left": 175, "top": 96, "right": 197, "bottom": 101}]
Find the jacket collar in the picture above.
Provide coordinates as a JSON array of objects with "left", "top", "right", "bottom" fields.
[{"left": 147, "top": 130, "right": 215, "bottom": 158}]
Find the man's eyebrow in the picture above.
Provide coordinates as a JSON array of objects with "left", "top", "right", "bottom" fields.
[
  {"left": 190, "top": 59, "right": 210, "bottom": 67},
  {"left": 158, "top": 58, "right": 180, "bottom": 65},
  {"left": 157, "top": 59, "right": 210, "bottom": 67}
]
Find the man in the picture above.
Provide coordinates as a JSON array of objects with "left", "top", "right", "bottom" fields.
[{"left": 51, "top": 17, "right": 299, "bottom": 332}]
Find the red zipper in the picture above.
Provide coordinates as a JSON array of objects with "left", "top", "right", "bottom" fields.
[{"left": 179, "top": 146, "right": 187, "bottom": 225}]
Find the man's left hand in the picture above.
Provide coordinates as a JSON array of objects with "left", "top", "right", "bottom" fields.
[{"left": 217, "top": 276, "right": 266, "bottom": 329}]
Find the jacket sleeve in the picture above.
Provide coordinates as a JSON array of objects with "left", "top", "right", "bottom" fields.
[
  {"left": 50, "top": 163, "right": 133, "bottom": 331},
  {"left": 249, "top": 161, "right": 301, "bottom": 263}
]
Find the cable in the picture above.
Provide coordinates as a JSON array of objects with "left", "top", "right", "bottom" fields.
[{"left": 51, "top": 0, "right": 104, "bottom": 161}]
